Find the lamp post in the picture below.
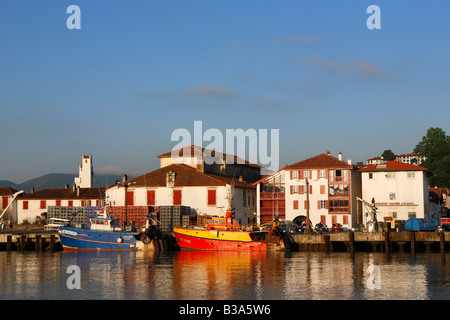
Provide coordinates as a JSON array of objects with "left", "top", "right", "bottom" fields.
[{"left": 304, "top": 178, "right": 312, "bottom": 234}]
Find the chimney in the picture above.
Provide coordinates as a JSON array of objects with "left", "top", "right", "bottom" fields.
[
  {"left": 77, "top": 186, "right": 80, "bottom": 197},
  {"left": 73, "top": 183, "right": 76, "bottom": 191},
  {"left": 347, "top": 159, "right": 352, "bottom": 165},
  {"left": 326, "top": 151, "right": 331, "bottom": 155},
  {"left": 123, "top": 174, "right": 128, "bottom": 183},
  {"left": 239, "top": 175, "right": 243, "bottom": 182},
  {"left": 65, "top": 184, "right": 69, "bottom": 189},
  {"left": 31, "top": 186, "right": 34, "bottom": 194},
  {"left": 338, "top": 152, "right": 342, "bottom": 161}
]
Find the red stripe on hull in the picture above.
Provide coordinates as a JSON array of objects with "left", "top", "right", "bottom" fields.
[{"left": 174, "top": 232, "right": 266, "bottom": 251}]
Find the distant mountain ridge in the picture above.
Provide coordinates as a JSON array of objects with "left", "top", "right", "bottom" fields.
[{"left": 0, "top": 173, "right": 131, "bottom": 193}]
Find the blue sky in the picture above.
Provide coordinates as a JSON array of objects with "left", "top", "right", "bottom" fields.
[{"left": 1, "top": 0, "right": 449, "bottom": 182}]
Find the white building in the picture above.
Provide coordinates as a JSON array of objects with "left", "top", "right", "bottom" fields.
[
  {"left": 74, "top": 155, "right": 93, "bottom": 188},
  {"left": 366, "top": 153, "right": 426, "bottom": 165},
  {"left": 0, "top": 187, "right": 22, "bottom": 225},
  {"left": 15, "top": 186, "right": 104, "bottom": 224},
  {"left": 254, "top": 152, "right": 362, "bottom": 229},
  {"left": 105, "top": 163, "right": 257, "bottom": 226},
  {"left": 358, "top": 160, "right": 430, "bottom": 222}
]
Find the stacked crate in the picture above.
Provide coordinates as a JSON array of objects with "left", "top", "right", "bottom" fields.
[
  {"left": 86, "top": 206, "right": 102, "bottom": 228},
  {"left": 158, "top": 206, "right": 191, "bottom": 232},
  {"left": 47, "top": 206, "right": 89, "bottom": 228},
  {"left": 106, "top": 206, "right": 149, "bottom": 229}
]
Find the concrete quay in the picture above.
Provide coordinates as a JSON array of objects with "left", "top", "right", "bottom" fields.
[{"left": 290, "top": 231, "right": 449, "bottom": 254}]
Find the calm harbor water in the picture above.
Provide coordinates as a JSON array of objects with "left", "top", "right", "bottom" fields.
[{"left": 0, "top": 250, "right": 449, "bottom": 300}]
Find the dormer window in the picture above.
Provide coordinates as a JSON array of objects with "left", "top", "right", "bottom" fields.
[{"left": 166, "top": 171, "right": 176, "bottom": 187}]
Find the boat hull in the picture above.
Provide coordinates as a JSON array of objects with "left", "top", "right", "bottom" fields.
[
  {"left": 173, "top": 227, "right": 266, "bottom": 251},
  {"left": 58, "top": 227, "right": 139, "bottom": 251}
]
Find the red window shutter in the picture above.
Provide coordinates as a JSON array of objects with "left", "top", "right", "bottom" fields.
[
  {"left": 96, "top": 200, "right": 99, "bottom": 206},
  {"left": 68, "top": 200, "right": 73, "bottom": 207},
  {"left": 147, "top": 190, "right": 155, "bottom": 206},
  {"left": 343, "top": 216, "right": 348, "bottom": 224},
  {"left": 299, "top": 185, "right": 304, "bottom": 194},
  {"left": 299, "top": 171, "right": 303, "bottom": 180},
  {"left": 293, "top": 200, "right": 298, "bottom": 209},
  {"left": 321, "top": 215, "right": 326, "bottom": 224},
  {"left": 309, "top": 185, "right": 312, "bottom": 194},
  {"left": 126, "top": 191, "right": 134, "bottom": 206},
  {"left": 290, "top": 186, "right": 293, "bottom": 194},
  {"left": 310, "top": 170, "right": 313, "bottom": 179},
  {"left": 23, "top": 201, "right": 28, "bottom": 210},
  {"left": 2, "top": 197, "right": 7, "bottom": 209},
  {"left": 304, "top": 200, "right": 307, "bottom": 209},
  {"left": 56, "top": 200, "right": 61, "bottom": 206},
  {"left": 173, "top": 190, "right": 182, "bottom": 205},
  {"left": 317, "top": 200, "right": 321, "bottom": 209},
  {"left": 207, "top": 189, "right": 216, "bottom": 205},
  {"left": 290, "top": 171, "right": 293, "bottom": 180}
]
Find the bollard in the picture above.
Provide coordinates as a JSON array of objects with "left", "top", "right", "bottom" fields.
[{"left": 440, "top": 232, "right": 445, "bottom": 254}]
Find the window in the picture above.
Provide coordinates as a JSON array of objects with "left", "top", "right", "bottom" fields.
[
  {"left": 147, "top": 190, "right": 156, "bottom": 206},
  {"left": 408, "top": 212, "right": 416, "bottom": 218},
  {"left": 207, "top": 189, "right": 216, "bottom": 206},
  {"left": 369, "top": 173, "right": 376, "bottom": 179},
  {"left": 303, "top": 170, "right": 309, "bottom": 179},
  {"left": 407, "top": 172, "right": 415, "bottom": 179},
  {"left": 292, "top": 171, "right": 298, "bottom": 179},
  {"left": 319, "top": 170, "right": 326, "bottom": 179},
  {"left": 126, "top": 191, "right": 134, "bottom": 206},
  {"left": 386, "top": 173, "right": 396, "bottom": 179},
  {"left": 291, "top": 185, "right": 299, "bottom": 194},
  {"left": 329, "top": 200, "right": 349, "bottom": 212},
  {"left": 320, "top": 185, "right": 326, "bottom": 194},
  {"left": 2, "top": 197, "right": 7, "bottom": 210},
  {"left": 293, "top": 200, "right": 298, "bottom": 209},
  {"left": 23, "top": 201, "right": 28, "bottom": 210},
  {"left": 318, "top": 200, "right": 327, "bottom": 209},
  {"left": 173, "top": 190, "right": 182, "bottom": 205}
]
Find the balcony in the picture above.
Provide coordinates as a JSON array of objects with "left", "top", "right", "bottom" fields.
[{"left": 260, "top": 192, "right": 285, "bottom": 200}]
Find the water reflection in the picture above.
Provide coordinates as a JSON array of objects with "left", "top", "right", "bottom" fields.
[{"left": 0, "top": 251, "right": 449, "bottom": 300}]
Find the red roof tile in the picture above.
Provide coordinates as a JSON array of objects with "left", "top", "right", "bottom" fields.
[
  {"left": 0, "top": 187, "right": 20, "bottom": 196},
  {"left": 157, "top": 145, "right": 261, "bottom": 168},
  {"left": 20, "top": 188, "right": 105, "bottom": 200},
  {"left": 284, "top": 153, "right": 354, "bottom": 170},
  {"left": 358, "top": 160, "right": 427, "bottom": 172},
  {"left": 123, "top": 164, "right": 254, "bottom": 189}
]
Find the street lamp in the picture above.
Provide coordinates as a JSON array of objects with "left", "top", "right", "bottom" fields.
[{"left": 304, "top": 178, "right": 312, "bottom": 234}]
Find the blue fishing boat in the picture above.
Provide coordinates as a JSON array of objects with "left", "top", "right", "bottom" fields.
[{"left": 57, "top": 209, "right": 154, "bottom": 251}]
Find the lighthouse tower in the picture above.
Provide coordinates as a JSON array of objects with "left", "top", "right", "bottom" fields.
[{"left": 74, "top": 155, "right": 93, "bottom": 188}]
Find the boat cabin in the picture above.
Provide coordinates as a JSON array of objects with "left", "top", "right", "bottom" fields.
[
  {"left": 206, "top": 217, "right": 240, "bottom": 231},
  {"left": 90, "top": 217, "right": 122, "bottom": 231}
]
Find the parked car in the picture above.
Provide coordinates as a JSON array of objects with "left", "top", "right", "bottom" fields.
[
  {"left": 315, "top": 222, "right": 327, "bottom": 234},
  {"left": 332, "top": 223, "right": 343, "bottom": 231}
]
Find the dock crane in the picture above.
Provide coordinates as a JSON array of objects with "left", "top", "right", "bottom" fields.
[
  {"left": 0, "top": 190, "right": 23, "bottom": 231},
  {"left": 356, "top": 197, "right": 379, "bottom": 233}
]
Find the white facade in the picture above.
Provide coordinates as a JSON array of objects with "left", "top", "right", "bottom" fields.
[
  {"left": 360, "top": 166, "right": 429, "bottom": 222},
  {"left": 74, "top": 155, "right": 93, "bottom": 188},
  {"left": 105, "top": 185, "right": 256, "bottom": 226}
]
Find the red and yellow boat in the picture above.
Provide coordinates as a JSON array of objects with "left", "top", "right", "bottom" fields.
[{"left": 173, "top": 199, "right": 266, "bottom": 251}]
